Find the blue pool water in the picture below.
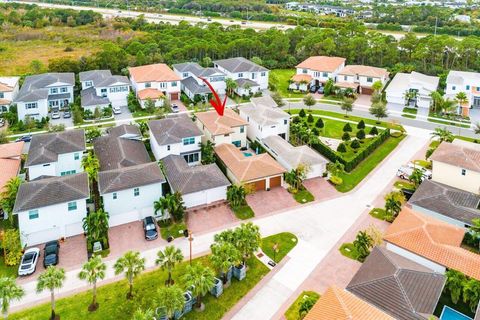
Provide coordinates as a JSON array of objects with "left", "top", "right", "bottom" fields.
[
  {"left": 243, "top": 152, "right": 253, "bottom": 157},
  {"left": 440, "top": 306, "right": 472, "bottom": 320}
]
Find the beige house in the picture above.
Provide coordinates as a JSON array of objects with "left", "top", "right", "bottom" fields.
[
  {"left": 430, "top": 140, "right": 480, "bottom": 194},
  {"left": 195, "top": 109, "right": 248, "bottom": 148}
]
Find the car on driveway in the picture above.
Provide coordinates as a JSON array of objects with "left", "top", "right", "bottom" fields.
[
  {"left": 143, "top": 216, "right": 158, "bottom": 241},
  {"left": 171, "top": 104, "right": 179, "bottom": 113},
  {"left": 309, "top": 85, "right": 318, "bottom": 93},
  {"left": 15, "top": 135, "right": 32, "bottom": 143},
  {"left": 18, "top": 247, "right": 40, "bottom": 276},
  {"left": 317, "top": 86, "right": 324, "bottom": 94},
  {"left": 396, "top": 165, "right": 431, "bottom": 180},
  {"left": 43, "top": 240, "right": 59, "bottom": 268},
  {"left": 63, "top": 110, "right": 71, "bottom": 118},
  {"left": 113, "top": 106, "right": 122, "bottom": 115},
  {"left": 406, "top": 162, "right": 432, "bottom": 177},
  {"left": 51, "top": 110, "right": 60, "bottom": 119}
]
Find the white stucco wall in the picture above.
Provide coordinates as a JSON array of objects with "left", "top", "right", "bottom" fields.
[
  {"left": 386, "top": 242, "right": 446, "bottom": 274},
  {"left": 432, "top": 161, "right": 480, "bottom": 194},
  {"left": 239, "top": 111, "right": 289, "bottom": 141},
  {"left": 130, "top": 78, "right": 180, "bottom": 100},
  {"left": 183, "top": 186, "right": 228, "bottom": 208},
  {"left": 149, "top": 130, "right": 202, "bottom": 163},
  {"left": 17, "top": 99, "right": 48, "bottom": 121}
]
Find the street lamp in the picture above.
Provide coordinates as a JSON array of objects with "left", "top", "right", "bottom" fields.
[{"left": 188, "top": 231, "right": 194, "bottom": 265}]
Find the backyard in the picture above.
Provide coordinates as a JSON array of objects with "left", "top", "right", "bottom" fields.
[{"left": 270, "top": 69, "right": 305, "bottom": 98}]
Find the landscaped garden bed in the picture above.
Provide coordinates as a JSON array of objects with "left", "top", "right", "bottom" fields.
[
  {"left": 260, "top": 232, "right": 298, "bottom": 263},
  {"left": 369, "top": 208, "right": 388, "bottom": 220},
  {"left": 284, "top": 291, "right": 320, "bottom": 320},
  {"left": 232, "top": 205, "right": 255, "bottom": 220}
]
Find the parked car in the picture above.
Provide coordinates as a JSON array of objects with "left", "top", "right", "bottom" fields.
[
  {"left": 406, "top": 162, "right": 432, "bottom": 177},
  {"left": 143, "top": 216, "right": 158, "bottom": 241},
  {"left": 317, "top": 86, "right": 324, "bottom": 94},
  {"left": 18, "top": 247, "right": 40, "bottom": 276},
  {"left": 43, "top": 240, "right": 59, "bottom": 268},
  {"left": 113, "top": 106, "right": 122, "bottom": 115},
  {"left": 241, "top": 21, "right": 246, "bottom": 24},
  {"left": 15, "top": 135, "right": 32, "bottom": 143},
  {"left": 309, "top": 85, "right": 318, "bottom": 93},
  {"left": 51, "top": 110, "right": 60, "bottom": 119},
  {"left": 63, "top": 110, "right": 71, "bottom": 118},
  {"left": 207, "top": 18, "right": 212, "bottom": 21},
  {"left": 0, "top": 118, "right": 5, "bottom": 127},
  {"left": 396, "top": 165, "right": 431, "bottom": 180},
  {"left": 171, "top": 104, "right": 179, "bottom": 113}
]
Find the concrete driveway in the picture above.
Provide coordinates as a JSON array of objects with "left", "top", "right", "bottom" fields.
[
  {"left": 354, "top": 94, "right": 372, "bottom": 110},
  {"left": 113, "top": 105, "right": 132, "bottom": 121},
  {"left": 49, "top": 112, "right": 73, "bottom": 127}
]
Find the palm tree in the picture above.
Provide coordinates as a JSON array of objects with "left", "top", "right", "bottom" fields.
[
  {"left": 341, "top": 97, "right": 354, "bottom": 117},
  {"left": 156, "top": 193, "right": 185, "bottom": 222},
  {"left": 353, "top": 231, "right": 373, "bottom": 262},
  {"left": 371, "top": 80, "right": 383, "bottom": 93},
  {"left": 78, "top": 255, "right": 106, "bottom": 311},
  {"left": 285, "top": 164, "right": 309, "bottom": 191},
  {"left": 155, "top": 285, "right": 185, "bottom": 320},
  {"left": 36, "top": 266, "right": 66, "bottom": 320},
  {"left": 384, "top": 191, "right": 405, "bottom": 222},
  {"left": 409, "top": 168, "right": 424, "bottom": 188},
  {"left": 456, "top": 91, "right": 468, "bottom": 109},
  {"left": 153, "top": 196, "right": 170, "bottom": 219},
  {"left": 226, "top": 184, "right": 248, "bottom": 209},
  {"left": 225, "top": 78, "right": 237, "bottom": 96},
  {"left": 440, "top": 98, "right": 457, "bottom": 115},
  {"left": 0, "top": 177, "right": 21, "bottom": 223},
  {"left": 156, "top": 246, "right": 184, "bottom": 286},
  {"left": 430, "top": 127, "right": 454, "bottom": 143},
  {"left": 81, "top": 151, "right": 100, "bottom": 209},
  {"left": 132, "top": 308, "right": 155, "bottom": 320},
  {"left": 445, "top": 269, "right": 467, "bottom": 304},
  {"left": 113, "top": 251, "right": 146, "bottom": 299},
  {"left": 429, "top": 91, "right": 442, "bottom": 113},
  {"left": 182, "top": 263, "right": 215, "bottom": 311},
  {"left": 82, "top": 209, "right": 109, "bottom": 249},
  {"left": 0, "top": 277, "right": 24, "bottom": 320},
  {"left": 463, "top": 279, "right": 480, "bottom": 312},
  {"left": 210, "top": 242, "right": 241, "bottom": 284},
  {"left": 235, "top": 222, "right": 261, "bottom": 265}
]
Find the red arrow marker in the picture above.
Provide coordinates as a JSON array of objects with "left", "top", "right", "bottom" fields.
[{"left": 199, "top": 77, "right": 227, "bottom": 116}]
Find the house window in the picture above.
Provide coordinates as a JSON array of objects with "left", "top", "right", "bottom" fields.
[
  {"left": 74, "top": 153, "right": 80, "bottom": 160},
  {"left": 172, "top": 82, "right": 177, "bottom": 87},
  {"left": 367, "top": 77, "right": 373, "bottom": 83},
  {"left": 101, "top": 88, "right": 107, "bottom": 97},
  {"left": 344, "top": 76, "right": 347, "bottom": 81},
  {"left": 145, "top": 82, "right": 151, "bottom": 88},
  {"left": 466, "top": 85, "right": 470, "bottom": 90},
  {"left": 461, "top": 169, "right": 466, "bottom": 176},
  {"left": 68, "top": 201, "right": 77, "bottom": 211},
  {"left": 160, "top": 82, "right": 167, "bottom": 89},
  {"left": 60, "top": 87, "right": 67, "bottom": 93},
  {"left": 183, "top": 137, "right": 195, "bottom": 145},
  {"left": 29, "top": 210, "right": 39, "bottom": 220},
  {"left": 43, "top": 164, "right": 50, "bottom": 167},
  {"left": 50, "top": 88, "right": 58, "bottom": 94},
  {"left": 232, "top": 140, "right": 241, "bottom": 147},
  {"left": 183, "top": 152, "right": 199, "bottom": 163},
  {"left": 25, "top": 103, "right": 38, "bottom": 109},
  {"left": 167, "top": 145, "right": 170, "bottom": 151},
  {"left": 183, "top": 73, "right": 189, "bottom": 78},
  {"left": 134, "top": 188, "right": 140, "bottom": 197},
  {"left": 113, "top": 192, "right": 117, "bottom": 200},
  {"left": 322, "top": 72, "right": 328, "bottom": 77},
  {"left": 261, "top": 72, "right": 266, "bottom": 77},
  {"left": 302, "top": 69, "right": 307, "bottom": 74},
  {"left": 0, "top": 92, "right": 3, "bottom": 99},
  {"left": 452, "top": 86, "right": 456, "bottom": 91},
  {"left": 477, "top": 87, "right": 480, "bottom": 91},
  {"left": 240, "top": 126, "right": 244, "bottom": 133},
  {"left": 85, "top": 81, "right": 93, "bottom": 87},
  {"left": 252, "top": 73, "right": 256, "bottom": 80},
  {"left": 238, "top": 73, "right": 243, "bottom": 78},
  {"left": 61, "top": 170, "right": 76, "bottom": 176},
  {"left": 284, "top": 119, "right": 288, "bottom": 125}
]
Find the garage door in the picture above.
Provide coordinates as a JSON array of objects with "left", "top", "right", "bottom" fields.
[
  {"left": 269, "top": 176, "right": 282, "bottom": 188},
  {"left": 109, "top": 210, "right": 142, "bottom": 227},
  {"left": 110, "top": 98, "right": 127, "bottom": 108},
  {"left": 250, "top": 179, "right": 266, "bottom": 191},
  {"left": 170, "top": 92, "right": 179, "bottom": 100},
  {"left": 361, "top": 87, "right": 374, "bottom": 95},
  {"left": 65, "top": 222, "right": 84, "bottom": 237},
  {"left": 26, "top": 227, "right": 61, "bottom": 246}
]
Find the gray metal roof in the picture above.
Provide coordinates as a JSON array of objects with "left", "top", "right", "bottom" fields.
[
  {"left": 162, "top": 155, "right": 230, "bottom": 195},
  {"left": 214, "top": 57, "right": 268, "bottom": 73},
  {"left": 13, "top": 173, "right": 89, "bottom": 212},
  {"left": 347, "top": 247, "right": 445, "bottom": 320},
  {"left": 409, "top": 179, "right": 480, "bottom": 225},
  {"left": 98, "top": 162, "right": 165, "bottom": 194},
  {"left": 26, "top": 130, "right": 86, "bottom": 167},
  {"left": 16, "top": 73, "right": 74, "bottom": 102},
  {"left": 79, "top": 70, "right": 129, "bottom": 87},
  {"left": 181, "top": 77, "right": 211, "bottom": 95},
  {"left": 81, "top": 87, "right": 110, "bottom": 107},
  {"left": 148, "top": 116, "right": 203, "bottom": 146}
]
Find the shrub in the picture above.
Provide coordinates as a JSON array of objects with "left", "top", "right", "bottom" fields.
[
  {"left": 343, "top": 123, "right": 352, "bottom": 132},
  {"left": 351, "top": 139, "right": 361, "bottom": 149},
  {"left": 369, "top": 126, "right": 378, "bottom": 135},
  {"left": 329, "top": 176, "right": 343, "bottom": 185},
  {"left": 342, "top": 132, "right": 351, "bottom": 141},
  {"left": 315, "top": 118, "right": 324, "bottom": 128},
  {"left": 390, "top": 131, "right": 403, "bottom": 138},
  {"left": 292, "top": 116, "right": 300, "bottom": 124},
  {"left": 337, "top": 143, "right": 347, "bottom": 153},
  {"left": 299, "top": 109, "right": 306, "bottom": 118},
  {"left": 357, "top": 120, "right": 365, "bottom": 129},
  {"left": 307, "top": 113, "right": 314, "bottom": 123},
  {"left": 312, "top": 127, "right": 319, "bottom": 136},
  {"left": 356, "top": 129, "right": 365, "bottom": 140}
]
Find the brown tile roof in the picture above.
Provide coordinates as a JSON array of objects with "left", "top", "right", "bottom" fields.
[
  {"left": 0, "top": 142, "right": 24, "bottom": 159},
  {"left": 336, "top": 82, "right": 360, "bottom": 89},
  {"left": 296, "top": 56, "right": 346, "bottom": 73},
  {"left": 430, "top": 142, "right": 480, "bottom": 173},
  {"left": 0, "top": 83, "right": 13, "bottom": 92},
  {"left": 304, "top": 286, "right": 394, "bottom": 320},
  {"left": 291, "top": 74, "right": 312, "bottom": 83},
  {"left": 128, "top": 63, "right": 181, "bottom": 83},
  {"left": 384, "top": 207, "right": 480, "bottom": 281},
  {"left": 0, "top": 142, "right": 24, "bottom": 194},
  {"left": 196, "top": 109, "right": 248, "bottom": 136},
  {"left": 137, "top": 88, "right": 164, "bottom": 100},
  {"left": 215, "top": 143, "right": 285, "bottom": 182},
  {"left": 338, "top": 65, "right": 389, "bottom": 78}
]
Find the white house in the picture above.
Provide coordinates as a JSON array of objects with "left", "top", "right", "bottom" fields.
[
  {"left": 14, "top": 73, "right": 75, "bottom": 121},
  {"left": 196, "top": 109, "right": 248, "bottom": 148},
  {"left": 25, "top": 130, "right": 86, "bottom": 181},
  {"left": 385, "top": 72, "right": 439, "bottom": 109},
  {"left": 128, "top": 63, "right": 181, "bottom": 107},
  {"left": 148, "top": 116, "right": 203, "bottom": 164},
  {"left": 213, "top": 57, "right": 269, "bottom": 95},
  {"left": 445, "top": 70, "right": 480, "bottom": 116},
  {"left": 162, "top": 155, "right": 230, "bottom": 208},
  {"left": 238, "top": 95, "right": 290, "bottom": 141},
  {"left": 337, "top": 65, "right": 389, "bottom": 94},
  {"left": 13, "top": 173, "right": 89, "bottom": 246},
  {"left": 173, "top": 62, "right": 226, "bottom": 102},
  {"left": 293, "top": 56, "right": 346, "bottom": 89},
  {"left": 0, "top": 77, "right": 20, "bottom": 113},
  {"left": 79, "top": 70, "right": 130, "bottom": 112}
]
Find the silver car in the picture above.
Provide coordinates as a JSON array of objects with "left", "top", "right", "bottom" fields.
[
  {"left": 51, "top": 111, "right": 60, "bottom": 119},
  {"left": 18, "top": 247, "right": 40, "bottom": 276}
]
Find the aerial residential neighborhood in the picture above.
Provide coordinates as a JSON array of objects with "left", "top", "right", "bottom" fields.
[{"left": 2, "top": 2, "right": 480, "bottom": 320}]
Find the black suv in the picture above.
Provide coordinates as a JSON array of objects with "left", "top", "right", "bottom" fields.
[
  {"left": 43, "top": 240, "right": 59, "bottom": 268},
  {"left": 143, "top": 216, "right": 158, "bottom": 241}
]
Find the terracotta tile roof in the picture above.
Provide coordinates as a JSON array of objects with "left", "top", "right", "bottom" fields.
[
  {"left": 304, "top": 286, "right": 394, "bottom": 320},
  {"left": 290, "top": 74, "right": 313, "bottom": 83},
  {"left": 338, "top": 65, "right": 389, "bottom": 78},
  {"left": 215, "top": 143, "right": 286, "bottom": 182},
  {"left": 0, "top": 142, "right": 24, "bottom": 159},
  {"left": 384, "top": 207, "right": 480, "bottom": 281},
  {"left": 336, "top": 82, "right": 360, "bottom": 89},
  {"left": 196, "top": 109, "right": 247, "bottom": 136},
  {"left": 296, "top": 56, "right": 346, "bottom": 73},
  {"left": 430, "top": 142, "right": 480, "bottom": 173},
  {"left": 137, "top": 88, "right": 164, "bottom": 100},
  {"left": 0, "top": 159, "right": 21, "bottom": 194},
  {"left": 128, "top": 63, "right": 181, "bottom": 83},
  {"left": 0, "top": 83, "right": 12, "bottom": 92},
  {"left": 0, "top": 99, "right": 10, "bottom": 105}
]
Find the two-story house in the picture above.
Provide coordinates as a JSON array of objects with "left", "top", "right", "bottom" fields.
[
  {"left": 148, "top": 116, "right": 203, "bottom": 164},
  {"left": 292, "top": 56, "right": 346, "bottom": 90},
  {"left": 213, "top": 57, "right": 269, "bottom": 96},
  {"left": 25, "top": 130, "right": 86, "bottom": 181},
  {"left": 94, "top": 124, "right": 165, "bottom": 226},
  {"left": 238, "top": 95, "right": 290, "bottom": 141},
  {"left": 0, "top": 77, "right": 20, "bottom": 113},
  {"left": 337, "top": 65, "right": 389, "bottom": 94},
  {"left": 13, "top": 173, "right": 89, "bottom": 246},
  {"left": 172, "top": 62, "right": 226, "bottom": 102},
  {"left": 128, "top": 63, "right": 181, "bottom": 108},
  {"left": 445, "top": 70, "right": 480, "bottom": 117},
  {"left": 14, "top": 73, "right": 75, "bottom": 121},
  {"left": 79, "top": 70, "right": 130, "bottom": 112},
  {"left": 385, "top": 71, "right": 439, "bottom": 109},
  {"left": 195, "top": 109, "right": 248, "bottom": 148}
]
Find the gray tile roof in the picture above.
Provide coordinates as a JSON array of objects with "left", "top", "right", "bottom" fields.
[
  {"left": 235, "top": 78, "right": 260, "bottom": 88},
  {"left": 174, "top": 62, "right": 225, "bottom": 78},
  {"left": 239, "top": 96, "right": 289, "bottom": 126},
  {"left": 79, "top": 70, "right": 129, "bottom": 87},
  {"left": 26, "top": 130, "right": 86, "bottom": 167},
  {"left": 48, "top": 93, "right": 71, "bottom": 100},
  {"left": 108, "top": 124, "right": 142, "bottom": 139},
  {"left": 98, "top": 162, "right": 165, "bottom": 194},
  {"left": 162, "top": 155, "right": 230, "bottom": 195},
  {"left": 81, "top": 87, "right": 110, "bottom": 107},
  {"left": 347, "top": 247, "right": 445, "bottom": 320},
  {"left": 149, "top": 116, "right": 203, "bottom": 146},
  {"left": 181, "top": 77, "right": 211, "bottom": 95},
  {"left": 409, "top": 179, "right": 480, "bottom": 225},
  {"left": 13, "top": 173, "right": 89, "bottom": 212},
  {"left": 214, "top": 57, "right": 268, "bottom": 73},
  {"left": 16, "top": 73, "right": 74, "bottom": 102}
]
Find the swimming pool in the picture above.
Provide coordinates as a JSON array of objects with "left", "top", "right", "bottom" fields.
[
  {"left": 243, "top": 152, "right": 253, "bottom": 157},
  {"left": 440, "top": 306, "right": 472, "bottom": 320}
]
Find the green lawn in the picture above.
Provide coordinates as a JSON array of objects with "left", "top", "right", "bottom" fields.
[
  {"left": 428, "top": 117, "right": 471, "bottom": 128},
  {"left": 434, "top": 290, "right": 475, "bottom": 318},
  {"left": 292, "top": 189, "right": 315, "bottom": 204},
  {"left": 413, "top": 159, "right": 431, "bottom": 168},
  {"left": 336, "top": 135, "right": 405, "bottom": 192},
  {"left": 455, "top": 135, "right": 480, "bottom": 143},
  {"left": 393, "top": 181, "right": 415, "bottom": 191},
  {"left": 339, "top": 243, "right": 358, "bottom": 261},
  {"left": 0, "top": 256, "right": 17, "bottom": 278},
  {"left": 402, "top": 107, "right": 417, "bottom": 119},
  {"left": 270, "top": 69, "right": 305, "bottom": 98},
  {"left": 369, "top": 208, "right": 388, "bottom": 221},
  {"left": 10, "top": 256, "right": 269, "bottom": 320},
  {"left": 158, "top": 220, "right": 187, "bottom": 240},
  {"left": 261, "top": 232, "right": 298, "bottom": 263},
  {"left": 233, "top": 205, "right": 255, "bottom": 220},
  {"left": 429, "top": 140, "right": 441, "bottom": 149},
  {"left": 284, "top": 291, "right": 320, "bottom": 320}
]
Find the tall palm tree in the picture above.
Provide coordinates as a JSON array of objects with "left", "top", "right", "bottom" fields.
[
  {"left": 132, "top": 308, "right": 155, "bottom": 320},
  {"left": 225, "top": 78, "right": 237, "bottom": 96},
  {"left": 113, "top": 251, "right": 146, "bottom": 299},
  {"left": 182, "top": 263, "right": 215, "bottom": 311},
  {"left": 0, "top": 277, "right": 24, "bottom": 320},
  {"left": 81, "top": 151, "right": 100, "bottom": 209},
  {"left": 455, "top": 91, "right": 468, "bottom": 109},
  {"left": 36, "top": 266, "right": 66, "bottom": 320},
  {"left": 430, "top": 127, "right": 454, "bottom": 143},
  {"left": 155, "top": 285, "right": 185, "bottom": 320},
  {"left": 153, "top": 196, "right": 170, "bottom": 219},
  {"left": 384, "top": 191, "right": 405, "bottom": 222},
  {"left": 440, "top": 98, "right": 457, "bottom": 115},
  {"left": 82, "top": 209, "right": 110, "bottom": 249},
  {"left": 429, "top": 90, "right": 442, "bottom": 113},
  {"left": 78, "top": 255, "right": 106, "bottom": 311},
  {"left": 285, "top": 164, "right": 309, "bottom": 191},
  {"left": 0, "top": 177, "right": 21, "bottom": 223},
  {"left": 463, "top": 279, "right": 480, "bottom": 312},
  {"left": 156, "top": 246, "right": 184, "bottom": 286},
  {"left": 210, "top": 242, "right": 241, "bottom": 284},
  {"left": 226, "top": 184, "right": 248, "bottom": 209},
  {"left": 408, "top": 168, "right": 424, "bottom": 188},
  {"left": 156, "top": 193, "right": 185, "bottom": 222},
  {"left": 445, "top": 269, "right": 467, "bottom": 304}
]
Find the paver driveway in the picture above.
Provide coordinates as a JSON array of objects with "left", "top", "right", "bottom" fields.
[
  {"left": 303, "top": 177, "right": 340, "bottom": 201},
  {"left": 246, "top": 187, "right": 298, "bottom": 217},
  {"left": 187, "top": 203, "right": 238, "bottom": 235}
]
